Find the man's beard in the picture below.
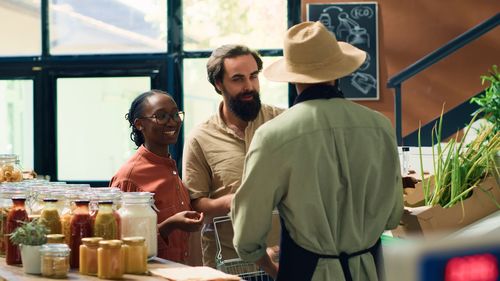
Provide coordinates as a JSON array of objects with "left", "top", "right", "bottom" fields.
[{"left": 226, "top": 90, "right": 262, "bottom": 122}]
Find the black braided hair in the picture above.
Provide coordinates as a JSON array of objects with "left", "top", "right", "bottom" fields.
[{"left": 125, "top": 89, "right": 171, "bottom": 148}]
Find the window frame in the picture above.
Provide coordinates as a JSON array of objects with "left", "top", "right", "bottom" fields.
[{"left": 0, "top": 0, "right": 301, "bottom": 185}]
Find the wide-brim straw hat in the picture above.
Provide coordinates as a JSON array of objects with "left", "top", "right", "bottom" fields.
[{"left": 264, "top": 21, "right": 366, "bottom": 83}]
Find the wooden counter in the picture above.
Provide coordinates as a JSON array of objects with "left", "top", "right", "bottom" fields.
[{"left": 0, "top": 257, "right": 185, "bottom": 281}]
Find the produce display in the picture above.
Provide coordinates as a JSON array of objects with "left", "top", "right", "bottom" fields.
[{"left": 1, "top": 181, "right": 158, "bottom": 279}]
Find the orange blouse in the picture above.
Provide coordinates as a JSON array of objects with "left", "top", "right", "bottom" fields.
[{"left": 110, "top": 145, "right": 192, "bottom": 263}]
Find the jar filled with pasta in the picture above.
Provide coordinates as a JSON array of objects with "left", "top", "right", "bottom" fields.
[
  {"left": 40, "top": 243, "right": 70, "bottom": 278},
  {"left": 0, "top": 154, "right": 23, "bottom": 183}
]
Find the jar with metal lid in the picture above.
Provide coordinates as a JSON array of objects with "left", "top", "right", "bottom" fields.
[
  {"left": 47, "top": 234, "right": 65, "bottom": 244},
  {"left": 122, "top": 236, "right": 148, "bottom": 274},
  {"left": 40, "top": 198, "right": 62, "bottom": 234},
  {"left": 40, "top": 243, "right": 70, "bottom": 278},
  {"left": 79, "top": 237, "right": 103, "bottom": 276},
  {"left": 118, "top": 192, "right": 158, "bottom": 257},
  {"left": 97, "top": 240, "right": 124, "bottom": 279},
  {"left": 0, "top": 154, "right": 23, "bottom": 182}
]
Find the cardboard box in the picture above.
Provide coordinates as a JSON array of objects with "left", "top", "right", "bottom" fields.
[
  {"left": 393, "top": 176, "right": 500, "bottom": 237},
  {"left": 403, "top": 175, "right": 434, "bottom": 207}
]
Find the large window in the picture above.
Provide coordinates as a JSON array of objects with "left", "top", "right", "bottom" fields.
[
  {"left": 56, "top": 77, "right": 150, "bottom": 181},
  {"left": 0, "top": 80, "right": 34, "bottom": 170},
  {"left": 0, "top": 1, "right": 294, "bottom": 184},
  {"left": 0, "top": 0, "right": 42, "bottom": 56},
  {"left": 183, "top": 0, "right": 287, "bottom": 50},
  {"left": 49, "top": 0, "right": 167, "bottom": 55}
]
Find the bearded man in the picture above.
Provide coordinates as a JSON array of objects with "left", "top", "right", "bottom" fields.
[{"left": 182, "top": 44, "right": 284, "bottom": 268}]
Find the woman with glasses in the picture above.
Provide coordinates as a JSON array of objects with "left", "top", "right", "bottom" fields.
[{"left": 110, "top": 89, "right": 203, "bottom": 264}]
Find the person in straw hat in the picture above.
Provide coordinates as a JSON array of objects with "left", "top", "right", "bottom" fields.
[{"left": 231, "top": 22, "right": 403, "bottom": 281}]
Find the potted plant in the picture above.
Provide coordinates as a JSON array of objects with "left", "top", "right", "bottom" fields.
[{"left": 9, "top": 218, "right": 49, "bottom": 274}]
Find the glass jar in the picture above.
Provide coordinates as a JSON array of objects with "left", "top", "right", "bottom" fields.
[
  {"left": 79, "top": 237, "right": 103, "bottom": 276},
  {"left": 40, "top": 198, "right": 62, "bottom": 234},
  {"left": 97, "top": 240, "right": 124, "bottom": 279},
  {"left": 118, "top": 192, "right": 158, "bottom": 257},
  {"left": 93, "top": 201, "right": 120, "bottom": 240},
  {"left": 23, "top": 179, "right": 49, "bottom": 217},
  {"left": 69, "top": 200, "right": 92, "bottom": 268},
  {"left": 47, "top": 234, "right": 65, "bottom": 244},
  {"left": 40, "top": 243, "right": 70, "bottom": 279},
  {"left": 0, "top": 154, "right": 23, "bottom": 183},
  {"left": 5, "top": 196, "right": 29, "bottom": 265},
  {"left": 91, "top": 188, "right": 122, "bottom": 214},
  {"left": 122, "top": 236, "right": 148, "bottom": 274},
  {"left": 29, "top": 185, "right": 67, "bottom": 216},
  {"left": 0, "top": 184, "right": 27, "bottom": 257},
  {"left": 60, "top": 190, "right": 91, "bottom": 246}
]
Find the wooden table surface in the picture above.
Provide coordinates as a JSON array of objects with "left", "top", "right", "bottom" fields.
[{"left": 0, "top": 257, "right": 186, "bottom": 281}]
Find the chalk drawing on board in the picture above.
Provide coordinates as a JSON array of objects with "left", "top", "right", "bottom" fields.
[
  {"left": 318, "top": 6, "right": 343, "bottom": 32},
  {"left": 337, "top": 12, "right": 370, "bottom": 48},
  {"left": 307, "top": 2, "right": 379, "bottom": 100},
  {"left": 351, "top": 5, "right": 374, "bottom": 19},
  {"left": 350, "top": 72, "right": 376, "bottom": 95}
]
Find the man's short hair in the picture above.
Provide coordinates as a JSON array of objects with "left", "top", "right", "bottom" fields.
[{"left": 206, "top": 44, "right": 263, "bottom": 95}]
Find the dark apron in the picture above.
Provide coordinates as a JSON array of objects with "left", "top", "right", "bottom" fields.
[{"left": 276, "top": 219, "right": 382, "bottom": 281}]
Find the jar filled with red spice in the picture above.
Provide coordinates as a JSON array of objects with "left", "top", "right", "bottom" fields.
[{"left": 69, "top": 200, "right": 92, "bottom": 268}]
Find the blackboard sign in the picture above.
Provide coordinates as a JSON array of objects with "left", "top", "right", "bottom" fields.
[{"left": 307, "top": 2, "right": 379, "bottom": 100}]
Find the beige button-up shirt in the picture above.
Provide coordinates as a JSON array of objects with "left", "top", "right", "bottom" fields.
[{"left": 182, "top": 102, "right": 284, "bottom": 267}]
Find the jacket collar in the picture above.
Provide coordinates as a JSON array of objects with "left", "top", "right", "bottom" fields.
[{"left": 293, "top": 84, "right": 344, "bottom": 106}]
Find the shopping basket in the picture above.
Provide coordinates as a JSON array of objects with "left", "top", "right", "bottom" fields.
[{"left": 213, "top": 213, "right": 280, "bottom": 281}]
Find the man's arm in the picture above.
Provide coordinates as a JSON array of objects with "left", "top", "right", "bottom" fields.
[
  {"left": 232, "top": 130, "right": 284, "bottom": 274},
  {"left": 191, "top": 194, "right": 233, "bottom": 220}
]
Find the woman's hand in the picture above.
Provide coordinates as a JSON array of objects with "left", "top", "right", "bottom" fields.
[
  {"left": 159, "top": 211, "right": 204, "bottom": 238},
  {"left": 172, "top": 210, "right": 204, "bottom": 232}
]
